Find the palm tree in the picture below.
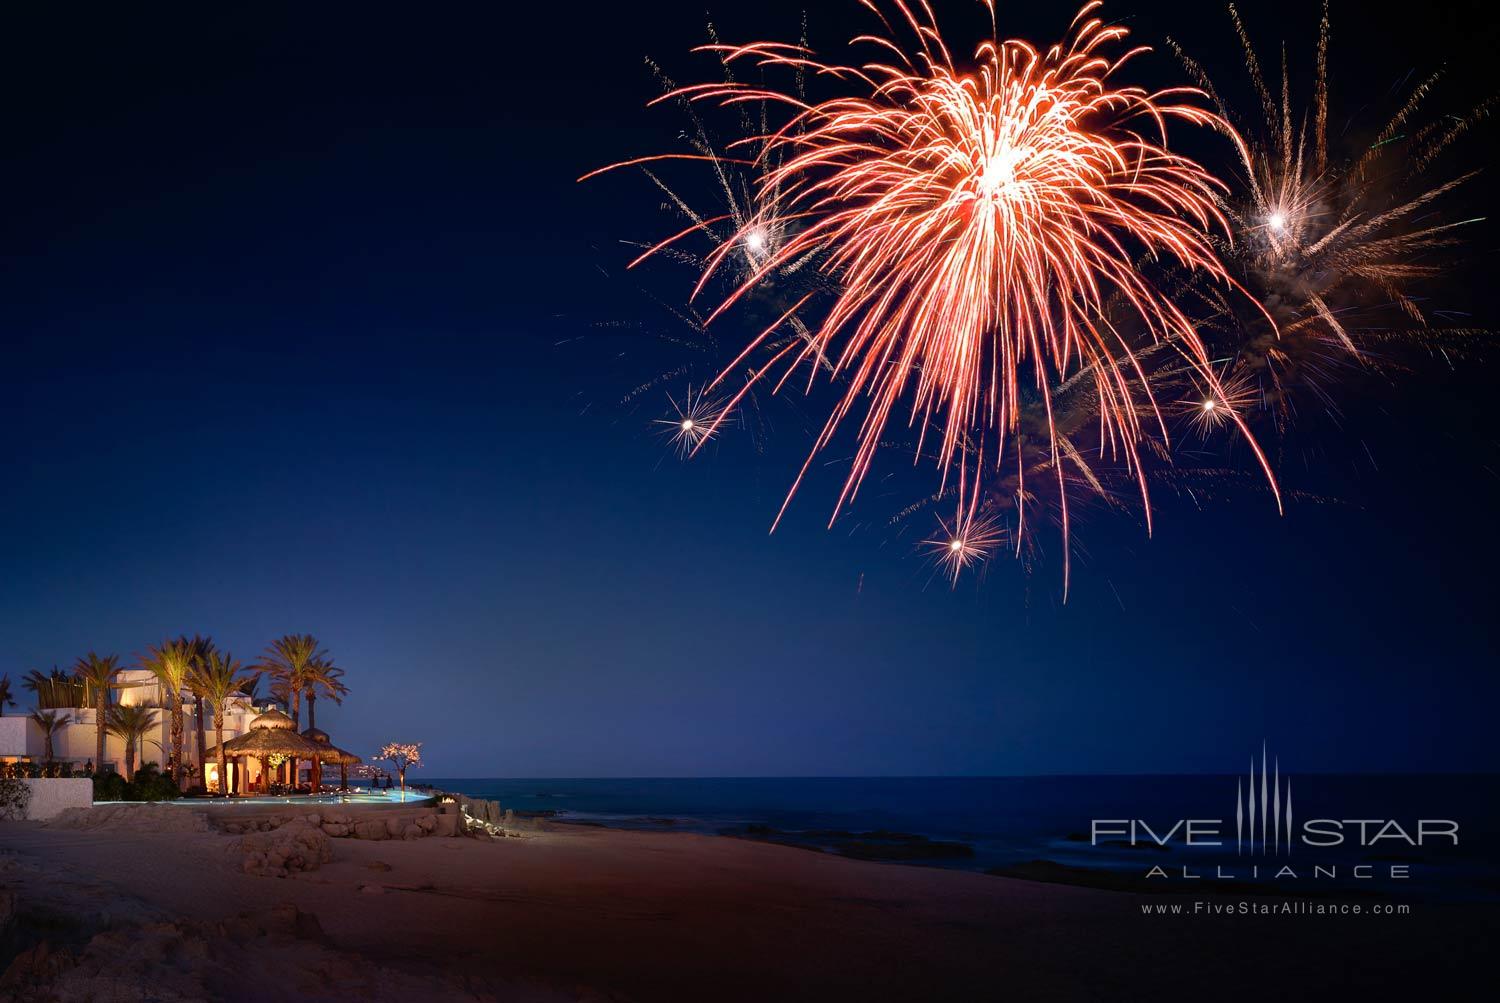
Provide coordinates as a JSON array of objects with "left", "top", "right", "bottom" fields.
[
  {"left": 182, "top": 635, "right": 215, "bottom": 776},
  {"left": 189, "top": 649, "right": 244, "bottom": 797},
  {"left": 29, "top": 709, "right": 71, "bottom": 762},
  {"left": 139, "top": 639, "right": 194, "bottom": 787},
  {"left": 235, "top": 674, "right": 262, "bottom": 705},
  {"left": 303, "top": 660, "right": 348, "bottom": 731},
  {"left": 104, "top": 705, "right": 158, "bottom": 780},
  {"left": 265, "top": 679, "right": 292, "bottom": 713},
  {"left": 255, "top": 635, "right": 328, "bottom": 728},
  {"left": 0, "top": 674, "right": 14, "bottom": 716},
  {"left": 73, "top": 653, "right": 122, "bottom": 772}
]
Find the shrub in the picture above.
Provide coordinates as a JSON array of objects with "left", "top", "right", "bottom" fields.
[
  {"left": 0, "top": 777, "right": 32, "bottom": 819},
  {"left": 92, "top": 771, "right": 129, "bottom": 802},
  {"left": 127, "top": 764, "right": 182, "bottom": 803},
  {"left": 88, "top": 764, "right": 182, "bottom": 803}
]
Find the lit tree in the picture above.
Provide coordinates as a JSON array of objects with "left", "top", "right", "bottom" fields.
[{"left": 377, "top": 742, "right": 422, "bottom": 794}]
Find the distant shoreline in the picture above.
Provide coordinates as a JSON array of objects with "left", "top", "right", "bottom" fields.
[{"left": 413, "top": 775, "right": 1500, "bottom": 902}]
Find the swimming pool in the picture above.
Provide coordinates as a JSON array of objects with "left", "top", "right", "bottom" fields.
[{"left": 154, "top": 789, "right": 434, "bottom": 807}]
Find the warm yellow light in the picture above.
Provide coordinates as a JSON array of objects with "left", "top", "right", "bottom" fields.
[
  {"left": 1202, "top": 398, "right": 1217, "bottom": 412},
  {"left": 681, "top": 418, "right": 694, "bottom": 431},
  {"left": 949, "top": 538, "right": 965, "bottom": 552}
]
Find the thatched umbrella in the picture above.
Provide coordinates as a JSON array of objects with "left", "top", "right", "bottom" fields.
[
  {"left": 206, "top": 724, "right": 322, "bottom": 795},
  {"left": 250, "top": 708, "right": 300, "bottom": 788},
  {"left": 301, "top": 726, "right": 362, "bottom": 791},
  {"left": 317, "top": 744, "right": 362, "bottom": 791}
]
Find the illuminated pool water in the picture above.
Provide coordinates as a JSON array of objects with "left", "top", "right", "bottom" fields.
[{"left": 158, "top": 789, "right": 434, "bottom": 807}]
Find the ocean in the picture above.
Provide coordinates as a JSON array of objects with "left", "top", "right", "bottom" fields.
[{"left": 418, "top": 774, "right": 1500, "bottom": 901}]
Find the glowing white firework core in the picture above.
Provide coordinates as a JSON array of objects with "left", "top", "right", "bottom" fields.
[
  {"left": 975, "top": 139, "right": 1037, "bottom": 202},
  {"left": 655, "top": 384, "right": 727, "bottom": 459},
  {"left": 744, "top": 228, "right": 768, "bottom": 253},
  {"left": 1267, "top": 211, "right": 1288, "bottom": 232}
]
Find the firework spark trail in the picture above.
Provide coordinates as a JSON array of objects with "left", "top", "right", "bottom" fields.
[
  {"left": 654, "top": 385, "right": 728, "bottom": 459},
  {"left": 1180, "top": 362, "right": 1261, "bottom": 439},
  {"left": 925, "top": 506, "right": 1007, "bottom": 587},
  {"left": 585, "top": 0, "right": 1490, "bottom": 592},
  {"left": 583, "top": 26, "right": 844, "bottom": 462},
  {"left": 958, "top": 0, "right": 1494, "bottom": 580},
  {"left": 588, "top": 0, "right": 1281, "bottom": 593},
  {"left": 1169, "top": 0, "right": 1494, "bottom": 424}
]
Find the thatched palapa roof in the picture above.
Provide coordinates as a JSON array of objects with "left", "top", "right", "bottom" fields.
[
  {"left": 206, "top": 726, "right": 322, "bottom": 759},
  {"left": 249, "top": 708, "right": 296, "bottom": 731},
  {"left": 316, "top": 745, "right": 362, "bottom": 766},
  {"left": 299, "top": 726, "right": 360, "bottom": 765}
]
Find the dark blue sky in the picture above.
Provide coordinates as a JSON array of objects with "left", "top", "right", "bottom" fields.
[{"left": 3, "top": 1, "right": 1496, "bottom": 776}]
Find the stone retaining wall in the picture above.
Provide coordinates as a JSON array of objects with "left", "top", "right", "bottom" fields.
[
  {"left": 18, "top": 778, "right": 93, "bottom": 820},
  {"left": 214, "top": 805, "right": 455, "bottom": 839},
  {"left": 216, "top": 805, "right": 465, "bottom": 875}
]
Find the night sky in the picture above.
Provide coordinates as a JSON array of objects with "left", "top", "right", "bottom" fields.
[{"left": 4, "top": 1, "right": 1497, "bottom": 777}]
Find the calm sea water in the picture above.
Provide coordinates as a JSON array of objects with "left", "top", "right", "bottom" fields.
[{"left": 419, "top": 775, "right": 1500, "bottom": 900}]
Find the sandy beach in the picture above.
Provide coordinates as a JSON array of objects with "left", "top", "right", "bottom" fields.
[{"left": 1, "top": 807, "right": 1491, "bottom": 1002}]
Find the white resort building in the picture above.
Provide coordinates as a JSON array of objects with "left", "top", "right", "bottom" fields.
[{"left": 0, "top": 668, "right": 356, "bottom": 793}]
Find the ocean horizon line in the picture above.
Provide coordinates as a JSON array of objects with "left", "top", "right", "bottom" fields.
[{"left": 416, "top": 769, "right": 1500, "bottom": 781}]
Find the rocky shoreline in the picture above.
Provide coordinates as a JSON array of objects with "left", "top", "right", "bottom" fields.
[{"left": 416, "top": 786, "right": 985, "bottom": 865}]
